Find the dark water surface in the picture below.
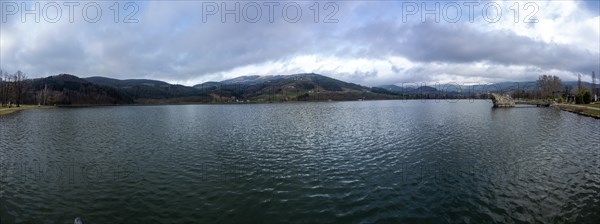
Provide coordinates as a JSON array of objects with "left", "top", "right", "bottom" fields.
[{"left": 1, "top": 100, "right": 599, "bottom": 223}]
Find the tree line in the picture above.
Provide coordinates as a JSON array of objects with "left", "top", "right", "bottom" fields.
[
  {"left": 0, "top": 69, "right": 28, "bottom": 107},
  {"left": 1, "top": 70, "right": 134, "bottom": 106},
  {"left": 532, "top": 74, "right": 593, "bottom": 104}
]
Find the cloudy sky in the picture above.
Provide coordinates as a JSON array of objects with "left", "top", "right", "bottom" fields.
[{"left": 1, "top": 0, "right": 598, "bottom": 86}]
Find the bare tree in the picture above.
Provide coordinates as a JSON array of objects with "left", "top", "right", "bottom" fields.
[
  {"left": 577, "top": 73, "right": 582, "bottom": 93},
  {"left": 537, "top": 75, "right": 562, "bottom": 98},
  {"left": 1, "top": 70, "right": 12, "bottom": 107},
  {"left": 14, "top": 71, "right": 27, "bottom": 107},
  {"left": 0, "top": 69, "right": 3, "bottom": 107},
  {"left": 593, "top": 71, "right": 596, "bottom": 101},
  {"left": 38, "top": 84, "right": 49, "bottom": 105}
]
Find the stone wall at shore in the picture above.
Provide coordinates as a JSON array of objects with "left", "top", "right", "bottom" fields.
[{"left": 490, "top": 93, "right": 515, "bottom": 107}]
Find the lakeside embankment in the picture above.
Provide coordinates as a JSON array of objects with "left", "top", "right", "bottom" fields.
[
  {"left": 556, "top": 104, "right": 600, "bottom": 119},
  {"left": 0, "top": 105, "right": 56, "bottom": 116}
]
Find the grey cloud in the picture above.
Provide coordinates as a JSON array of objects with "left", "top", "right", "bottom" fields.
[
  {"left": 2, "top": 1, "right": 347, "bottom": 80},
  {"left": 391, "top": 65, "right": 402, "bottom": 74},
  {"left": 1, "top": 1, "right": 597, "bottom": 86},
  {"left": 345, "top": 21, "right": 599, "bottom": 75}
]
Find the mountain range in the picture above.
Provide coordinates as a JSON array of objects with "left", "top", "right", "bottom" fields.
[
  {"left": 23, "top": 73, "right": 599, "bottom": 105},
  {"left": 26, "top": 73, "right": 394, "bottom": 105}
]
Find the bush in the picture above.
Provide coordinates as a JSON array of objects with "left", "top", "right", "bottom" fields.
[
  {"left": 297, "top": 93, "right": 310, "bottom": 100},
  {"left": 576, "top": 94, "right": 584, "bottom": 104},
  {"left": 557, "top": 96, "right": 564, "bottom": 103},
  {"left": 583, "top": 90, "right": 592, "bottom": 104}
]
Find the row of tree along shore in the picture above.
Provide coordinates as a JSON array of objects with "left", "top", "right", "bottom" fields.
[
  {"left": 0, "top": 70, "right": 28, "bottom": 107},
  {"left": 532, "top": 74, "right": 596, "bottom": 105}
]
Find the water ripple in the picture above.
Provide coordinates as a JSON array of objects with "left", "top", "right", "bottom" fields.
[{"left": 1, "top": 101, "right": 599, "bottom": 223}]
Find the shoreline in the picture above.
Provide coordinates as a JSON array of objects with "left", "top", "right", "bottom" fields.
[
  {"left": 556, "top": 104, "right": 600, "bottom": 119},
  {"left": 54, "top": 98, "right": 490, "bottom": 108},
  {"left": 0, "top": 105, "right": 56, "bottom": 116},
  {"left": 2, "top": 99, "right": 489, "bottom": 115},
  {"left": 3, "top": 101, "right": 600, "bottom": 121}
]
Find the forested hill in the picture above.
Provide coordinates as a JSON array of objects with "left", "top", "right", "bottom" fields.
[
  {"left": 28, "top": 74, "right": 133, "bottom": 105},
  {"left": 84, "top": 76, "right": 202, "bottom": 99},
  {"left": 84, "top": 73, "right": 397, "bottom": 103},
  {"left": 191, "top": 73, "right": 390, "bottom": 102},
  {"left": 9, "top": 73, "right": 396, "bottom": 105}
]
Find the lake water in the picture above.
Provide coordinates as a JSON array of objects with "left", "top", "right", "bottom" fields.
[{"left": 1, "top": 100, "right": 599, "bottom": 223}]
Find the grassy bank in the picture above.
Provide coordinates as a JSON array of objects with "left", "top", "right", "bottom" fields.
[
  {"left": 0, "top": 105, "right": 56, "bottom": 116},
  {"left": 584, "top": 104, "right": 600, "bottom": 108},
  {"left": 557, "top": 104, "right": 600, "bottom": 119}
]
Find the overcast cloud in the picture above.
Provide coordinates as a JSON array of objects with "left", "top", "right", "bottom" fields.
[{"left": 0, "top": 0, "right": 598, "bottom": 86}]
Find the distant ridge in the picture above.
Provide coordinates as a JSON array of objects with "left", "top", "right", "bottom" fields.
[
  {"left": 85, "top": 76, "right": 171, "bottom": 87},
  {"left": 192, "top": 73, "right": 391, "bottom": 102},
  {"left": 84, "top": 76, "right": 202, "bottom": 99},
  {"left": 76, "top": 73, "right": 398, "bottom": 103},
  {"left": 376, "top": 81, "right": 599, "bottom": 95},
  {"left": 17, "top": 73, "right": 598, "bottom": 105},
  {"left": 30, "top": 74, "right": 133, "bottom": 105}
]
